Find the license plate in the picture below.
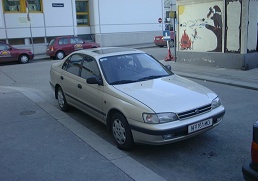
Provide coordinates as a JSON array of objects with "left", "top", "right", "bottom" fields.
[{"left": 188, "top": 119, "right": 212, "bottom": 133}]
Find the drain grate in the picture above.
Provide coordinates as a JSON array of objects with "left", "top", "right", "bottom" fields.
[{"left": 20, "top": 111, "right": 36, "bottom": 116}]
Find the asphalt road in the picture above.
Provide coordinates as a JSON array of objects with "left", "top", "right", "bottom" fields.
[
  {"left": 0, "top": 47, "right": 257, "bottom": 180},
  {"left": 63, "top": 77, "right": 257, "bottom": 181}
]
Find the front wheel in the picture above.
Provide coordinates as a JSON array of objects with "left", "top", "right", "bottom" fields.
[
  {"left": 18, "top": 54, "right": 29, "bottom": 64},
  {"left": 111, "top": 113, "right": 134, "bottom": 150},
  {"left": 57, "top": 87, "right": 69, "bottom": 111},
  {"left": 56, "top": 51, "right": 65, "bottom": 60}
]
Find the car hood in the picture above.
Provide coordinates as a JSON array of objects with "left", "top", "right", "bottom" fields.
[{"left": 113, "top": 75, "right": 217, "bottom": 113}]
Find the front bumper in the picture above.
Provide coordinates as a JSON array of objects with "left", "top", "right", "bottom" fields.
[
  {"left": 29, "top": 53, "right": 34, "bottom": 60},
  {"left": 129, "top": 106, "right": 225, "bottom": 145},
  {"left": 242, "top": 161, "right": 258, "bottom": 181}
]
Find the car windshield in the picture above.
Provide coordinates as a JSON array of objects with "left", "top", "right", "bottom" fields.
[{"left": 99, "top": 53, "right": 173, "bottom": 85}]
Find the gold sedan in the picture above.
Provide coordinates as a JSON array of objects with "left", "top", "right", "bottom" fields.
[{"left": 50, "top": 47, "right": 225, "bottom": 150}]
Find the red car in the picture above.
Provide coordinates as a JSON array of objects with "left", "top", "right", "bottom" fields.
[
  {"left": 154, "top": 31, "right": 175, "bottom": 48},
  {"left": 46, "top": 36, "right": 100, "bottom": 60},
  {"left": 242, "top": 120, "right": 258, "bottom": 180},
  {"left": 0, "top": 41, "right": 34, "bottom": 64}
]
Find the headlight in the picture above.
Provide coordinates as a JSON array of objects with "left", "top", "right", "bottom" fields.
[
  {"left": 142, "top": 113, "right": 178, "bottom": 124},
  {"left": 211, "top": 97, "right": 221, "bottom": 109}
]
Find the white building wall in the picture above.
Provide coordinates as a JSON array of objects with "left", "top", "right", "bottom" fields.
[
  {"left": 43, "top": 0, "right": 76, "bottom": 36},
  {"left": 0, "top": 1, "right": 6, "bottom": 39},
  {"left": 0, "top": 0, "right": 78, "bottom": 41},
  {"left": 4, "top": 14, "right": 46, "bottom": 39},
  {"left": 92, "top": 0, "right": 164, "bottom": 46},
  {"left": 0, "top": 0, "right": 164, "bottom": 47}
]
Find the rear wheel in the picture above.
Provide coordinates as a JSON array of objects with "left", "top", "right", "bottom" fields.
[
  {"left": 111, "top": 113, "right": 134, "bottom": 150},
  {"left": 57, "top": 87, "right": 69, "bottom": 111},
  {"left": 56, "top": 51, "right": 65, "bottom": 60},
  {"left": 18, "top": 54, "right": 29, "bottom": 64}
]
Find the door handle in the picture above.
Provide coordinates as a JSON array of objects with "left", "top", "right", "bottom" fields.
[
  {"left": 60, "top": 76, "right": 64, "bottom": 80},
  {"left": 78, "top": 84, "right": 82, "bottom": 89}
]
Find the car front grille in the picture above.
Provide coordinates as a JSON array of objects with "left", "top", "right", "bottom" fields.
[{"left": 177, "top": 104, "right": 212, "bottom": 120}]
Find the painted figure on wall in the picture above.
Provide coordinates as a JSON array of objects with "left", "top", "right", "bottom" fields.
[
  {"left": 178, "top": 2, "right": 223, "bottom": 52},
  {"left": 206, "top": 5, "right": 222, "bottom": 52},
  {"left": 180, "top": 30, "right": 192, "bottom": 50}
]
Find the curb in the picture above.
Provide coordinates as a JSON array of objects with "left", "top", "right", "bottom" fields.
[{"left": 175, "top": 72, "right": 258, "bottom": 91}]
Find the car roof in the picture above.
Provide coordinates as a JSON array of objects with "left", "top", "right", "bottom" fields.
[
  {"left": 73, "top": 47, "right": 144, "bottom": 58},
  {"left": 55, "top": 36, "right": 79, "bottom": 39}
]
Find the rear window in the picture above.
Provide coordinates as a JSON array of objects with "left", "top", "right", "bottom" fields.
[{"left": 48, "top": 39, "right": 55, "bottom": 46}]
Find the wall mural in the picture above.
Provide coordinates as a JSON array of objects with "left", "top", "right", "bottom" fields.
[{"left": 178, "top": 1, "right": 223, "bottom": 52}]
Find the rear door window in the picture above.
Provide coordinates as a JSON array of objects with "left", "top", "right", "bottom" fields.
[
  {"left": 62, "top": 54, "right": 83, "bottom": 76},
  {"left": 58, "top": 38, "right": 69, "bottom": 45},
  {"left": 48, "top": 39, "right": 55, "bottom": 46},
  {"left": 80, "top": 55, "right": 100, "bottom": 80},
  {"left": 70, "top": 37, "right": 84, "bottom": 44}
]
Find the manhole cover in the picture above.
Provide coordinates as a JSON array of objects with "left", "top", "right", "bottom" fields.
[{"left": 20, "top": 111, "right": 36, "bottom": 115}]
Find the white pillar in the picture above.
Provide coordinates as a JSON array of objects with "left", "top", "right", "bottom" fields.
[
  {"left": 24, "top": 38, "right": 30, "bottom": 45},
  {"left": 240, "top": 0, "right": 248, "bottom": 54}
]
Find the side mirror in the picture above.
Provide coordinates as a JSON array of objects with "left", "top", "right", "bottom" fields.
[
  {"left": 87, "top": 76, "right": 103, "bottom": 86},
  {"left": 165, "top": 65, "right": 171, "bottom": 71}
]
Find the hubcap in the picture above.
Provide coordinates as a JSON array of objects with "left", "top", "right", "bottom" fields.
[
  {"left": 57, "top": 52, "right": 64, "bottom": 59},
  {"left": 20, "top": 55, "right": 29, "bottom": 63},
  {"left": 112, "top": 119, "right": 126, "bottom": 144},
  {"left": 57, "top": 90, "right": 64, "bottom": 108}
]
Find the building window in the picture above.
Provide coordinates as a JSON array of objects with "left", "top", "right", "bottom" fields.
[
  {"left": 3, "top": 0, "right": 42, "bottom": 13},
  {"left": 76, "top": 0, "right": 89, "bottom": 26}
]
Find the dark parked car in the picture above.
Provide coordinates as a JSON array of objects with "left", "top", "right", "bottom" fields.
[
  {"left": 0, "top": 41, "right": 34, "bottom": 64},
  {"left": 154, "top": 31, "right": 175, "bottom": 48},
  {"left": 46, "top": 36, "right": 100, "bottom": 60},
  {"left": 242, "top": 120, "right": 258, "bottom": 180}
]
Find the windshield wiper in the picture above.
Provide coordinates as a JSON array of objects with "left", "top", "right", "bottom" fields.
[
  {"left": 137, "top": 75, "right": 165, "bottom": 81},
  {"left": 110, "top": 80, "right": 137, "bottom": 85}
]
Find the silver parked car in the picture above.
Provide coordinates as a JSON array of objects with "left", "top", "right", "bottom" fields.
[{"left": 49, "top": 47, "right": 225, "bottom": 150}]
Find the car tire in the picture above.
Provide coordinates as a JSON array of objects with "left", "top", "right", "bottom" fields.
[
  {"left": 50, "top": 56, "right": 56, "bottom": 60},
  {"left": 111, "top": 113, "right": 134, "bottom": 150},
  {"left": 57, "top": 87, "right": 69, "bottom": 111},
  {"left": 158, "top": 45, "right": 164, "bottom": 48},
  {"left": 18, "top": 54, "right": 29, "bottom": 64},
  {"left": 56, "top": 51, "right": 65, "bottom": 60}
]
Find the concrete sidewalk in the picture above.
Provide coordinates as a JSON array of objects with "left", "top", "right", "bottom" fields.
[
  {"left": 161, "top": 60, "right": 258, "bottom": 91},
  {"left": 0, "top": 86, "right": 165, "bottom": 181}
]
